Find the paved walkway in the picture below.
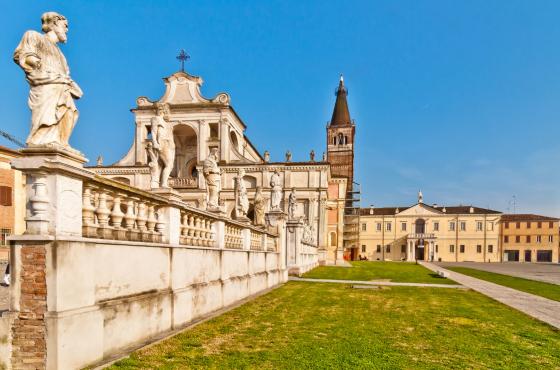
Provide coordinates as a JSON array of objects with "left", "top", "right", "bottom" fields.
[
  {"left": 423, "top": 262, "right": 560, "bottom": 329},
  {"left": 432, "top": 261, "right": 560, "bottom": 286},
  {"left": 289, "top": 277, "right": 467, "bottom": 288}
]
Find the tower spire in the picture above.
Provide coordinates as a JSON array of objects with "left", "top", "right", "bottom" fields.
[{"left": 331, "top": 73, "right": 351, "bottom": 125}]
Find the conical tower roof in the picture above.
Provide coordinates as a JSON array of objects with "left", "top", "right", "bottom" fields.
[{"left": 330, "top": 74, "right": 351, "bottom": 125}]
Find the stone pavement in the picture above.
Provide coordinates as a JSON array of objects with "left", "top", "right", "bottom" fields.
[
  {"left": 289, "top": 277, "right": 467, "bottom": 288},
  {"left": 432, "top": 261, "right": 560, "bottom": 286},
  {"left": 423, "top": 262, "right": 560, "bottom": 329}
]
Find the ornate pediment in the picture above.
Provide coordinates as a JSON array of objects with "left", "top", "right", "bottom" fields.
[
  {"left": 136, "top": 71, "right": 230, "bottom": 107},
  {"left": 397, "top": 204, "right": 444, "bottom": 215}
]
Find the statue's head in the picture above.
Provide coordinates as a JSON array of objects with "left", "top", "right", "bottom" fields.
[
  {"left": 292, "top": 187, "right": 296, "bottom": 193},
  {"left": 209, "top": 147, "right": 219, "bottom": 159},
  {"left": 238, "top": 168, "right": 245, "bottom": 177},
  {"left": 156, "top": 103, "right": 171, "bottom": 120},
  {"left": 41, "top": 12, "right": 68, "bottom": 43},
  {"left": 256, "top": 186, "right": 262, "bottom": 194},
  {"left": 274, "top": 169, "right": 280, "bottom": 175}
]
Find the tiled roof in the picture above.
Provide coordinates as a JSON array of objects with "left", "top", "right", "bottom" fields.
[
  {"left": 501, "top": 214, "right": 559, "bottom": 221},
  {"left": 361, "top": 205, "right": 502, "bottom": 216},
  {"left": 0, "top": 145, "right": 22, "bottom": 156}
]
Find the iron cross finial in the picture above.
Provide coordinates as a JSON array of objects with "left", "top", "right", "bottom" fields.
[{"left": 176, "top": 49, "right": 190, "bottom": 72}]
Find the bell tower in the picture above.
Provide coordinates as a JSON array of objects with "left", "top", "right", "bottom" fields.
[{"left": 326, "top": 74, "right": 355, "bottom": 186}]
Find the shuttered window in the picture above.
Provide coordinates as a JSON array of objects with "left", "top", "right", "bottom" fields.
[
  {"left": 526, "top": 236, "right": 531, "bottom": 243},
  {"left": 0, "top": 186, "right": 12, "bottom": 206}
]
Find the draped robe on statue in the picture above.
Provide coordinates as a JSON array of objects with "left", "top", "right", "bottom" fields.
[
  {"left": 13, "top": 31, "right": 82, "bottom": 147},
  {"left": 270, "top": 172, "right": 282, "bottom": 211}
]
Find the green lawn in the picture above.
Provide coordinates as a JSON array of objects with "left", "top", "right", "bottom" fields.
[
  {"left": 108, "top": 282, "right": 560, "bottom": 369},
  {"left": 445, "top": 267, "right": 560, "bottom": 302},
  {"left": 301, "top": 261, "right": 458, "bottom": 285}
]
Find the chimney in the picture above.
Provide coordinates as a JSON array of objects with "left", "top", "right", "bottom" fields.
[
  {"left": 370, "top": 205, "right": 374, "bottom": 215},
  {"left": 433, "top": 204, "right": 438, "bottom": 208},
  {"left": 470, "top": 206, "right": 474, "bottom": 213}
]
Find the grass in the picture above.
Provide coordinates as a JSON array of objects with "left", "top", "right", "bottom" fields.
[
  {"left": 108, "top": 282, "right": 560, "bottom": 369},
  {"left": 301, "top": 261, "right": 458, "bottom": 285},
  {"left": 445, "top": 267, "right": 560, "bottom": 302}
]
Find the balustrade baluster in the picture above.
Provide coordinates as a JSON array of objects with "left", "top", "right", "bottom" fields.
[
  {"left": 124, "top": 197, "right": 139, "bottom": 241},
  {"left": 82, "top": 184, "right": 98, "bottom": 238},
  {"left": 110, "top": 192, "right": 126, "bottom": 240},
  {"left": 95, "top": 188, "right": 114, "bottom": 239},
  {"left": 136, "top": 201, "right": 149, "bottom": 242},
  {"left": 146, "top": 203, "right": 157, "bottom": 242}
]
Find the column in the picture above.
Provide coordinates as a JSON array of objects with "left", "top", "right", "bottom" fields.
[
  {"left": 429, "top": 241, "right": 433, "bottom": 261},
  {"left": 434, "top": 241, "right": 437, "bottom": 261},
  {"left": 318, "top": 198, "right": 327, "bottom": 248},
  {"left": 406, "top": 240, "right": 410, "bottom": 261},
  {"left": 219, "top": 118, "right": 230, "bottom": 163},
  {"left": 198, "top": 119, "right": 207, "bottom": 165},
  {"left": 412, "top": 241, "right": 416, "bottom": 260}
]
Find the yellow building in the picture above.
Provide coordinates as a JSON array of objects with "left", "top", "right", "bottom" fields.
[
  {"left": 359, "top": 200, "right": 502, "bottom": 262},
  {"left": 500, "top": 214, "right": 559, "bottom": 263}
]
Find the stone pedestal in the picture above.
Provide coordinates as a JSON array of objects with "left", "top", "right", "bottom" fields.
[
  {"left": 233, "top": 215, "right": 251, "bottom": 224},
  {"left": 149, "top": 187, "right": 182, "bottom": 202}
]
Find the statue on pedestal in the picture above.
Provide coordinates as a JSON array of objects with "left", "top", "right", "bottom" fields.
[
  {"left": 286, "top": 150, "right": 291, "bottom": 163},
  {"left": 254, "top": 186, "right": 265, "bottom": 226},
  {"left": 288, "top": 188, "right": 297, "bottom": 219},
  {"left": 270, "top": 169, "right": 282, "bottom": 211},
  {"left": 234, "top": 168, "right": 250, "bottom": 221},
  {"left": 203, "top": 148, "right": 222, "bottom": 211},
  {"left": 264, "top": 150, "right": 269, "bottom": 163},
  {"left": 97, "top": 156, "right": 102, "bottom": 166},
  {"left": 418, "top": 190, "right": 423, "bottom": 204},
  {"left": 149, "top": 103, "right": 175, "bottom": 188},
  {"left": 14, "top": 12, "right": 83, "bottom": 153},
  {"left": 310, "top": 150, "right": 315, "bottom": 162},
  {"left": 323, "top": 151, "right": 327, "bottom": 161}
]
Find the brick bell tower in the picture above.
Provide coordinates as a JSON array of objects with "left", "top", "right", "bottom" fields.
[
  {"left": 327, "top": 74, "right": 360, "bottom": 260},
  {"left": 327, "top": 74, "right": 355, "bottom": 186}
]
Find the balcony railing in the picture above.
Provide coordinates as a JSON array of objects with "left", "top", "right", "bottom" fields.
[
  {"left": 168, "top": 177, "right": 197, "bottom": 188},
  {"left": 407, "top": 233, "right": 436, "bottom": 239}
]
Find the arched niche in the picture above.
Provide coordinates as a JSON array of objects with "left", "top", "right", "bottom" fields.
[
  {"left": 231, "top": 175, "right": 257, "bottom": 190},
  {"left": 172, "top": 123, "right": 198, "bottom": 177},
  {"left": 230, "top": 130, "right": 240, "bottom": 152},
  {"left": 329, "top": 232, "right": 337, "bottom": 247}
]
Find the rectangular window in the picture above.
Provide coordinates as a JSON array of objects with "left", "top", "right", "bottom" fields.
[
  {"left": 516, "top": 222, "right": 520, "bottom": 229},
  {"left": 488, "top": 245, "right": 493, "bottom": 253},
  {"left": 401, "top": 223, "right": 407, "bottom": 231},
  {"left": 476, "top": 245, "right": 481, "bottom": 253},
  {"left": 504, "top": 222, "right": 509, "bottom": 229},
  {"left": 0, "top": 229, "right": 11, "bottom": 246},
  {"left": 376, "top": 245, "right": 381, "bottom": 253},
  {"left": 536, "top": 236, "right": 541, "bottom": 243},
  {"left": 362, "top": 245, "right": 366, "bottom": 252},
  {"left": 488, "top": 222, "right": 494, "bottom": 231},
  {"left": 361, "top": 223, "right": 366, "bottom": 231},
  {"left": 376, "top": 223, "right": 381, "bottom": 231},
  {"left": 0, "top": 186, "right": 12, "bottom": 207},
  {"left": 450, "top": 222, "right": 455, "bottom": 231},
  {"left": 549, "top": 222, "right": 554, "bottom": 229},
  {"left": 537, "top": 222, "right": 542, "bottom": 229},
  {"left": 549, "top": 235, "right": 554, "bottom": 243},
  {"left": 527, "top": 222, "right": 531, "bottom": 229},
  {"left": 527, "top": 236, "right": 531, "bottom": 243},
  {"left": 450, "top": 245, "right": 455, "bottom": 253},
  {"left": 504, "top": 236, "right": 509, "bottom": 243},
  {"left": 515, "top": 236, "right": 520, "bottom": 243},
  {"left": 433, "top": 222, "right": 439, "bottom": 231},
  {"left": 460, "top": 222, "right": 466, "bottom": 231},
  {"left": 386, "top": 223, "right": 391, "bottom": 231},
  {"left": 435, "top": 245, "right": 439, "bottom": 253},
  {"left": 401, "top": 245, "right": 406, "bottom": 253},
  {"left": 476, "top": 222, "right": 483, "bottom": 231},
  {"left": 386, "top": 245, "right": 391, "bottom": 253},
  {"left": 460, "top": 245, "right": 465, "bottom": 253}
]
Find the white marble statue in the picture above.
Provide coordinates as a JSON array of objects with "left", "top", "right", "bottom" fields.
[
  {"left": 270, "top": 169, "right": 282, "bottom": 211},
  {"left": 418, "top": 190, "right": 423, "bottom": 204},
  {"left": 310, "top": 226, "right": 317, "bottom": 245},
  {"left": 286, "top": 150, "right": 291, "bottom": 163},
  {"left": 288, "top": 188, "right": 297, "bottom": 219},
  {"left": 310, "top": 150, "right": 315, "bottom": 162},
  {"left": 13, "top": 12, "right": 83, "bottom": 152},
  {"left": 203, "top": 148, "right": 222, "bottom": 210},
  {"left": 323, "top": 151, "right": 327, "bottom": 161},
  {"left": 254, "top": 186, "right": 265, "bottom": 226},
  {"left": 302, "top": 223, "right": 311, "bottom": 242},
  {"left": 97, "top": 155, "right": 102, "bottom": 166},
  {"left": 234, "top": 168, "right": 250, "bottom": 219},
  {"left": 150, "top": 103, "right": 175, "bottom": 188},
  {"left": 264, "top": 150, "right": 269, "bottom": 163}
]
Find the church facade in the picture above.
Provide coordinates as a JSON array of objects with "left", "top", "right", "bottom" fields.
[{"left": 89, "top": 70, "right": 348, "bottom": 264}]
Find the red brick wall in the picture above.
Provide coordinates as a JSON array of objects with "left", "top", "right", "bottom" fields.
[{"left": 12, "top": 244, "right": 47, "bottom": 370}]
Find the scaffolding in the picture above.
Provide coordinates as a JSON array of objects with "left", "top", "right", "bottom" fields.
[{"left": 343, "top": 182, "right": 361, "bottom": 250}]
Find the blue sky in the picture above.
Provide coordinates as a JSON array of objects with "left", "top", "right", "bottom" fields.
[{"left": 2, "top": 0, "right": 560, "bottom": 216}]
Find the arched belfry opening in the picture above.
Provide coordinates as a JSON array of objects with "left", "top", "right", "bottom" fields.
[{"left": 172, "top": 124, "right": 198, "bottom": 178}]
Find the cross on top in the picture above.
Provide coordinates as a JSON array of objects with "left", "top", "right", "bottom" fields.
[{"left": 176, "top": 49, "right": 190, "bottom": 72}]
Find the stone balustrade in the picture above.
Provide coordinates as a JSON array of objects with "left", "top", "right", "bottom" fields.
[
  {"left": 82, "top": 177, "right": 168, "bottom": 243},
  {"left": 180, "top": 210, "right": 215, "bottom": 247},
  {"left": 168, "top": 177, "right": 197, "bottom": 188},
  {"left": 267, "top": 236, "right": 277, "bottom": 252},
  {"left": 407, "top": 233, "right": 436, "bottom": 239},
  {"left": 250, "top": 230, "right": 263, "bottom": 251},
  {"left": 225, "top": 223, "right": 244, "bottom": 249}
]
